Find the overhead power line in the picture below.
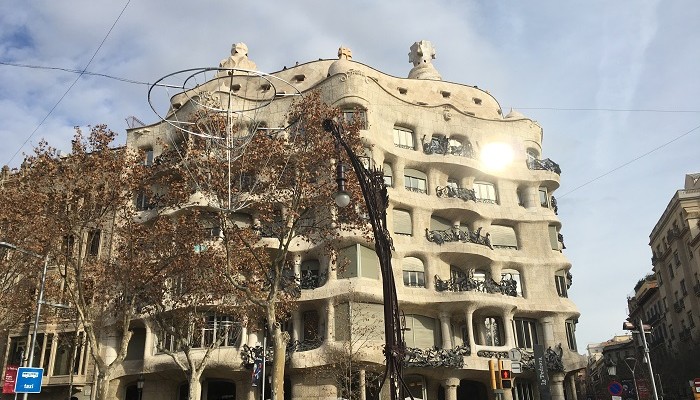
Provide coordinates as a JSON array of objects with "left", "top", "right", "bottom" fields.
[
  {"left": 558, "top": 121, "right": 700, "bottom": 198},
  {"left": 5, "top": 0, "right": 131, "bottom": 166}
]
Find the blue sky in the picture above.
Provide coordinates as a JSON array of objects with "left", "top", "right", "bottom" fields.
[{"left": 1, "top": 0, "right": 699, "bottom": 351}]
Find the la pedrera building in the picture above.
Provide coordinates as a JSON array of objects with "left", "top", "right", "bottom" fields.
[{"left": 2, "top": 41, "right": 587, "bottom": 400}]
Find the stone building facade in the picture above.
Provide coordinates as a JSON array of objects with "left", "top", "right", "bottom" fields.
[{"left": 1, "top": 41, "right": 587, "bottom": 400}]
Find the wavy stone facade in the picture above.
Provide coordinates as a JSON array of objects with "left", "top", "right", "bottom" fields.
[{"left": 5, "top": 42, "right": 585, "bottom": 400}]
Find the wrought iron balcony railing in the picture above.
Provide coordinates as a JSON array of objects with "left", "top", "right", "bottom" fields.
[
  {"left": 435, "top": 185, "right": 477, "bottom": 202},
  {"left": 694, "top": 283, "right": 700, "bottom": 297},
  {"left": 434, "top": 274, "right": 518, "bottom": 296},
  {"left": 299, "top": 271, "right": 327, "bottom": 290},
  {"left": 404, "top": 345, "right": 471, "bottom": 368},
  {"left": 425, "top": 227, "right": 492, "bottom": 249},
  {"left": 527, "top": 158, "right": 561, "bottom": 175},
  {"left": 422, "top": 136, "right": 476, "bottom": 159},
  {"left": 673, "top": 300, "right": 685, "bottom": 313}
]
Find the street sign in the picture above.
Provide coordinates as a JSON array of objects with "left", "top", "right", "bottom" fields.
[
  {"left": 14, "top": 367, "right": 43, "bottom": 394},
  {"left": 608, "top": 381, "right": 624, "bottom": 396},
  {"left": 2, "top": 365, "right": 18, "bottom": 394},
  {"left": 509, "top": 348, "right": 522, "bottom": 361},
  {"left": 511, "top": 361, "right": 522, "bottom": 374}
]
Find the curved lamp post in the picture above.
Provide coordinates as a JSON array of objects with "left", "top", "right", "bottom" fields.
[
  {"left": 322, "top": 119, "right": 408, "bottom": 400},
  {"left": 0, "top": 242, "right": 49, "bottom": 400}
]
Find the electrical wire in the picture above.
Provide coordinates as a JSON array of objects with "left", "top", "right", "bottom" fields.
[
  {"left": 558, "top": 121, "right": 700, "bottom": 198},
  {"left": 5, "top": 0, "right": 131, "bottom": 166}
]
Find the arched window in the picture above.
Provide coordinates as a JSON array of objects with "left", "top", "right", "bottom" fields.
[
  {"left": 338, "top": 244, "right": 380, "bottom": 279},
  {"left": 474, "top": 181, "right": 497, "bottom": 203},
  {"left": 404, "top": 169, "right": 427, "bottom": 194},
  {"left": 555, "top": 270, "right": 569, "bottom": 297},
  {"left": 342, "top": 108, "right": 367, "bottom": 129},
  {"left": 393, "top": 127, "right": 415, "bottom": 150},
  {"left": 489, "top": 225, "right": 517, "bottom": 249},
  {"left": 501, "top": 269, "right": 522, "bottom": 296},
  {"left": 403, "top": 315, "right": 439, "bottom": 348},
  {"left": 513, "top": 318, "right": 540, "bottom": 349},
  {"left": 393, "top": 209, "right": 412, "bottom": 236},
  {"left": 476, "top": 316, "right": 505, "bottom": 346},
  {"left": 402, "top": 257, "right": 425, "bottom": 288},
  {"left": 300, "top": 259, "right": 322, "bottom": 289},
  {"left": 383, "top": 163, "right": 393, "bottom": 187}
]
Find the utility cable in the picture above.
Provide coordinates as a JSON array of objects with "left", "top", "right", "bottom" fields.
[
  {"left": 5, "top": 0, "right": 131, "bottom": 166},
  {"left": 558, "top": 121, "right": 700, "bottom": 198}
]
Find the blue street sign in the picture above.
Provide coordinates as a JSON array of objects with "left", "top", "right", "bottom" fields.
[
  {"left": 14, "top": 367, "right": 43, "bottom": 394},
  {"left": 609, "top": 381, "right": 624, "bottom": 396}
]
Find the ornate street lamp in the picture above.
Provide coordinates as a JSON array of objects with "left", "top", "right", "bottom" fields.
[
  {"left": 323, "top": 119, "right": 409, "bottom": 400},
  {"left": 0, "top": 242, "right": 49, "bottom": 400}
]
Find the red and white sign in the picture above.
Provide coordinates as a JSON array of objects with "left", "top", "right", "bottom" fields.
[
  {"left": 2, "top": 365, "right": 18, "bottom": 394},
  {"left": 694, "top": 378, "right": 700, "bottom": 393}
]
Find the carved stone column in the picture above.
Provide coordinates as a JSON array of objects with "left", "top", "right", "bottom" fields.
[
  {"left": 325, "top": 299, "right": 334, "bottom": 340},
  {"left": 443, "top": 377, "right": 460, "bottom": 400},
  {"left": 439, "top": 311, "right": 453, "bottom": 349},
  {"left": 550, "top": 372, "right": 566, "bottom": 400},
  {"left": 567, "top": 372, "right": 579, "bottom": 400},
  {"left": 464, "top": 308, "right": 477, "bottom": 351},
  {"left": 293, "top": 253, "right": 301, "bottom": 278},
  {"left": 292, "top": 310, "right": 301, "bottom": 342},
  {"left": 503, "top": 308, "right": 516, "bottom": 348},
  {"left": 540, "top": 316, "right": 555, "bottom": 348},
  {"left": 523, "top": 185, "right": 540, "bottom": 209}
]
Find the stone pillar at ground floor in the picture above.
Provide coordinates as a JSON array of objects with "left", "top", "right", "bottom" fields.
[{"left": 550, "top": 372, "right": 566, "bottom": 400}]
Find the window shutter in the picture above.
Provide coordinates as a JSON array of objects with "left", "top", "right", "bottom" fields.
[
  {"left": 430, "top": 216, "right": 452, "bottom": 231},
  {"left": 548, "top": 225, "right": 559, "bottom": 250},
  {"left": 393, "top": 209, "right": 413, "bottom": 235},
  {"left": 489, "top": 225, "right": 517, "bottom": 248},
  {"left": 359, "top": 245, "right": 380, "bottom": 279},
  {"left": 335, "top": 303, "right": 350, "bottom": 341},
  {"left": 405, "top": 315, "right": 438, "bottom": 348}
]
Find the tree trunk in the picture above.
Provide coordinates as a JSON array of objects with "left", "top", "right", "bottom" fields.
[
  {"left": 271, "top": 323, "right": 287, "bottom": 400},
  {"left": 95, "top": 370, "right": 111, "bottom": 400},
  {"left": 188, "top": 371, "right": 202, "bottom": 400}
]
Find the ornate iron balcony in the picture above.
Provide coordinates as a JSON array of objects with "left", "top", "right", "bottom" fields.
[
  {"left": 527, "top": 158, "right": 561, "bottom": 175},
  {"left": 299, "top": 270, "right": 327, "bottom": 290},
  {"left": 694, "top": 283, "right": 700, "bottom": 297},
  {"left": 425, "top": 227, "right": 492, "bottom": 249},
  {"left": 422, "top": 136, "right": 476, "bottom": 159},
  {"left": 506, "top": 345, "right": 565, "bottom": 372},
  {"left": 673, "top": 300, "right": 685, "bottom": 313},
  {"left": 405, "top": 186, "right": 427, "bottom": 194},
  {"left": 434, "top": 273, "right": 518, "bottom": 296},
  {"left": 436, "top": 185, "right": 477, "bottom": 202},
  {"left": 404, "top": 345, "right": 471, "bottom": 368}
]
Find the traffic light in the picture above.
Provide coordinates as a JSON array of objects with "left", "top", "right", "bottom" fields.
[
  {"left": 498, "top": 360, "right": 513, "bottom": 389},
  {"left": 499, "top": 368, "right": 513, "bottom": 389}
]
